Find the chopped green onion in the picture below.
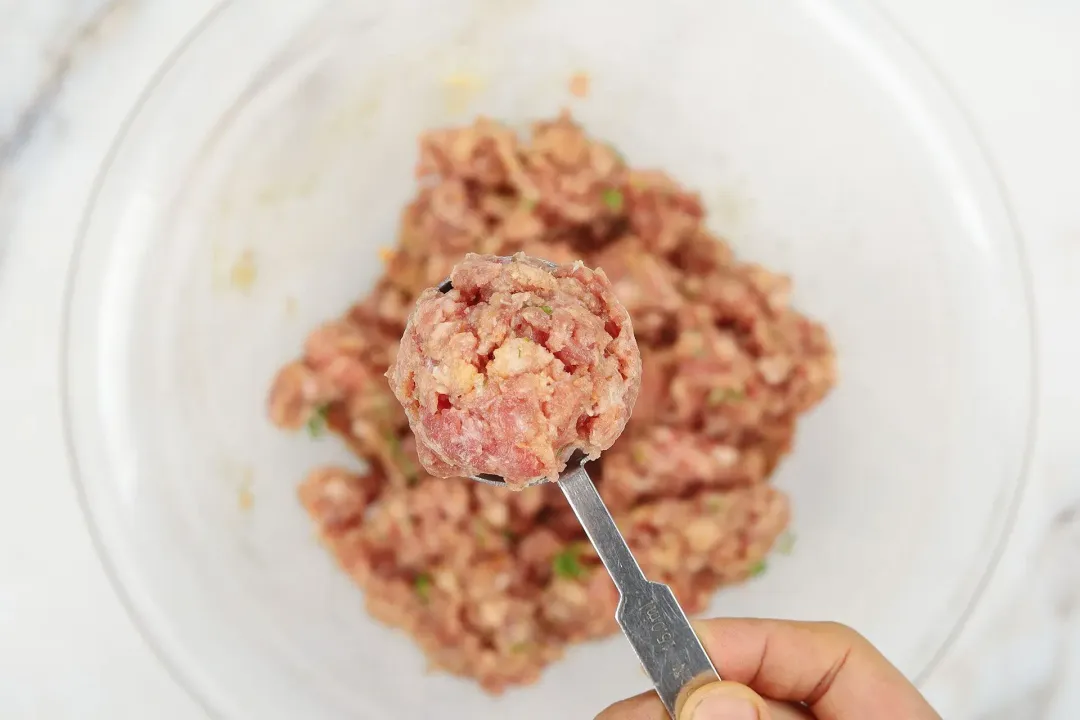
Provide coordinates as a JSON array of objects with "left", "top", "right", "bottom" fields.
[
  {"left": 777, "top": 532, "right": 797, "bottom": 555},
  {"left": 472, "top": 520, "right": 490, "bottom": 548},
  {"left": 306, "top": 404, "right": 330, "bottom": 437},
  {"left": 749, "top": 560, "right": 768, "bottom": 578},
  {"left": 707, "top": 387, "right": 746, "bottom": 407},
  {"left": 540, "top": 304, "right": 554, "bottom": 315},
  {"left": 553, "top": 546, "right": 585, "bottom": 580},
  {"left": 521, "top": 197, "right": 538, "bottom": 211},
  {"left": 601, "top": 187, "right": 624, "bottom": 212},
  {"left": 414, "top": 572, "right": 433, "bottom": 601},
  {"left": 387, "top": 433, "right": 420, "bottom": 485}
]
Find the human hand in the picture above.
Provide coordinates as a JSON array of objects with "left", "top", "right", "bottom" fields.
[{"left": 596, "top": 618, "right": 942, "bottom": 720}]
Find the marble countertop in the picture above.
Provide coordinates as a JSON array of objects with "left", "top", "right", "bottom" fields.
[{"left": 1, "top": 1, "right": 1078, "bottom": 717}]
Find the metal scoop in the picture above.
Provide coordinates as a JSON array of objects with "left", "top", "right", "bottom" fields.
[{"left": 438, "top": 271, "right": 720, "bottom": 717}]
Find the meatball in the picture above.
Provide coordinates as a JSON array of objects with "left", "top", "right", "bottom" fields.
[{"left": 387, "top": 253, "right": 642, "bottom": 489}]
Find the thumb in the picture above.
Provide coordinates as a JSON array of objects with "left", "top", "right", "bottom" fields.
[{"left": 677, "top": 681, "right": 771, "bottom": 720}]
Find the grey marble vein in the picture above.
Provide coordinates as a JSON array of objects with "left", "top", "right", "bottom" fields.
[{"left": 0, "top": 0, "right": 134, "bottom": 165}]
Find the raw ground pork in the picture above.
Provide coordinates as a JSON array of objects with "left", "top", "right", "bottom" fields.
[
  {"left": 387, "top": 253, "right": 641, "bottom": 488},
  {"left": 268, "top": 112, "right": 836, "bottom": 693}
]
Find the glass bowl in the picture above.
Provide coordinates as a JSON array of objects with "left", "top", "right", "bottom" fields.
[{"left": 63, "top": 0, "right": 1034, "bottom": 717}]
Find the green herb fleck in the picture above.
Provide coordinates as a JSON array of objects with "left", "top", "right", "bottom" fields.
[
  {"left": 601, "top": 187, "right": 624, "bottom": 213},
  {"left": 777, "top": 531, "right": 797, "bottom": 555},
  {"left": 540, "top": 304, "right": 554, "bottom": 315},
  {"left": 387, "top": 433, "right": 420, "bottom": 485},
  {"left": 749, "top": 560, "right": 768, "bottom": 578},
  {"left": 521, "top": 197, "right": 538, "bottom": 212},
  {"left": 630, "top": 444, "right": 648, "bottom": 466},
  {"left": 306, "top": 404, "right": 330, "bottom": 437},
  {"left": 414, "top": 572, "right": 433, "bottom": 602},
  {"left": 472, "top": 520, "right": 490, "bottom": 548},
  {"left": 509, "top": 641, "right": 532, "bottom": 654},
  {"left": 705, "top": 496, "right": 727, "bottom": 512},
  {"left": 707, "top": 387, "right": 746, "bottom": 407},
  {"left": 553, "top": 546, "right": 585, "bottom": 580}
]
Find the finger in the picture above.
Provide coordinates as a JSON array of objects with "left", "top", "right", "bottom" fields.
[
  {"left": 761, "top": 700, "right": 814, "bottom": 720},
  {"left": 679, "top": 681, "right": 770, "bottom": 719},
  {"left": 594, "top": 685, "right": 810, "bottom": 720},
  {"left": 692, "top": 619, "right": 941, "bottom": 720}
]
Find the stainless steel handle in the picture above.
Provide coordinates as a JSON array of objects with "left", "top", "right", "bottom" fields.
[{"left": 558, "top": 464, "right": 720, "bottom": 717}]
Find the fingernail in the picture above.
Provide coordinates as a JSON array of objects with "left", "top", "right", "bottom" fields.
[{"left": 688, "top": 692, "right": 760, "bottom": 720}]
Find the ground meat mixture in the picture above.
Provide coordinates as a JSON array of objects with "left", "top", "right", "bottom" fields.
[
  {"left": 267, "top": 112, "right": 837, "bottom": 693},
  {"left": 387, "top": 253, "right": 641, "bottom": 489}
]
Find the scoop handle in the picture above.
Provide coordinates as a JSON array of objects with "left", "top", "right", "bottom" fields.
[{"left": 558, "top": 464, "right": 720, "bottom": 717}]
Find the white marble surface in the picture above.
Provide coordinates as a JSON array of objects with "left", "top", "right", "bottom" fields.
[{"left": 1, "top": 0, "right": 1077, "bottom": 717}]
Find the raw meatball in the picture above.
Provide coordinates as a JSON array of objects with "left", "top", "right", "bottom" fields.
[{"left": 387, "top": 253, "right": 642, "bottom": 489}]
